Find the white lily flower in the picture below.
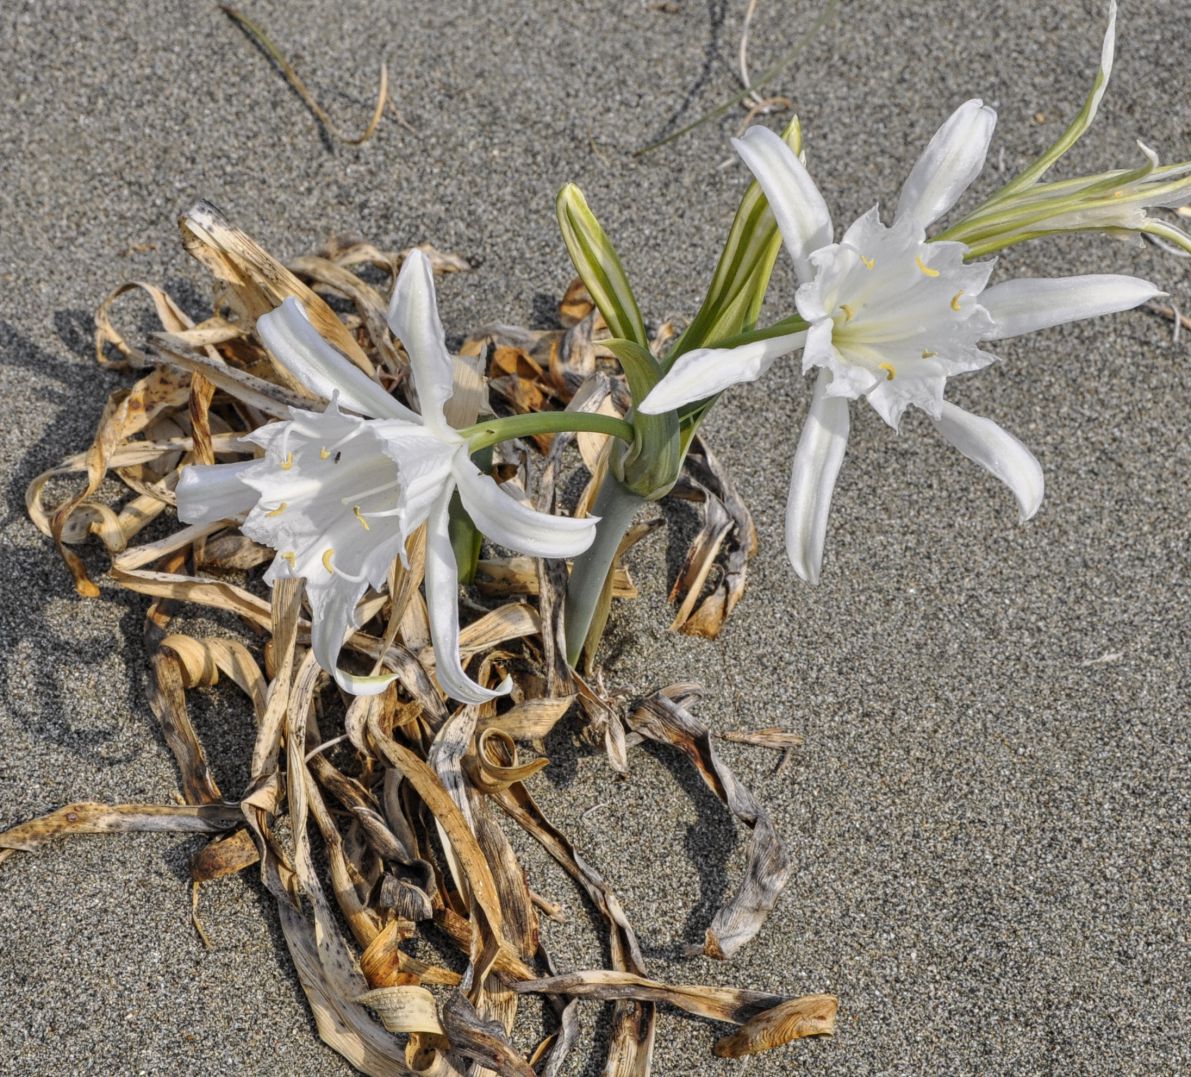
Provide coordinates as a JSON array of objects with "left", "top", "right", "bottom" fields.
[
  {"left": 177, "top": 250, "right": 597, "bottom": 702},
  {"left": 641, "top": 106, "right": 1161, "bottom": 583}
]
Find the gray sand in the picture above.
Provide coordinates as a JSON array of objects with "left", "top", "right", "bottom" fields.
[{"left": 1, "top": 1, "right": 1188, "bottom": 1073}]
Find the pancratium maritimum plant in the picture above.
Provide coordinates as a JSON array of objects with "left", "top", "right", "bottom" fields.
[
  {"left": 176, "top": 250, "right": 631, "bottom": 702},
  {"left": 11, "top": 2, "right": 1189, "bottom": 1072}
]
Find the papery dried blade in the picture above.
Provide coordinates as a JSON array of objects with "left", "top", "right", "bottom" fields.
[
  {"left": 712, "top": 993, "right": 837, "bottom": 1057},
  {"left": 455, "top": 603, "right": 540, "bottom": 657},
  {"left": 366, "top": 712, "right": 512, "bottom": 990},
  {"left": 492, "top": 782, "right": 656, "bottom": 1071},
  {"left": 146, "top": 649, "right": 223, "bottom": 805},
  {"left": 558, "top": 278, "right": 595, "bottom": 327},
  {"left": 149, "top": 335, "right": 310, "bottom": 419},
  {"left": 573, "top": 672, "right": 630, "bottom": 776},
  {"left": 95, "top": 280, "right": 197, "bottom": 370},
  {"left": 531, "top": 944, "right": 581, "bottom": 1077},
  {"left": 667, "top": 480, "right": 733, "bottom": 631},
  {"left": 198, "top": 531, "right": 274, "bottom": 570},
  {"left": 477, "top": 696, "right": 574, "bottom": 741},
  {"left": 178, "top": 199, "right": 376, "bottom": 374},
  {"left": 627, "top": 692, "right": 791, "bottom": 959},
  {"left": 0, "top": 802, "right": 242, "bottom": 855},
  {"left": 362, "top": 920, "right": 462, "bottom": 989},
  {"left": 191, "top": 827, "right": 260, "bottom": 883},
  {"left": 718, "top": 728, "right": 805, "bottom": 752},
  {"left": 288, "top": 254, "right": 406, "bottom": 375},
  {"left": 356, "top": 985, "right": 446, "bottom": 1036},
  {"left": 552, "top": 310, "right": 600, "bottom": 400},
  {"left": 440, "top": 993, "right": 535, "bottom": 1077},
  {"left": 514, "top": 969, "right": 784, "bottom": 1023},
  {"left": 48, "top": 365, "right": 191, "bottom": 595},
  {"left": 278, "top": 901, "right": 413, "bottom": 1077},
  {"left": 673, "top": 437, "right": 759, "bottom": 638}
]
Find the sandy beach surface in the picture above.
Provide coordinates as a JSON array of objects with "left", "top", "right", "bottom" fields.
[{"left": 1, "top": 1, "right": 1187, "bottom": 1073}]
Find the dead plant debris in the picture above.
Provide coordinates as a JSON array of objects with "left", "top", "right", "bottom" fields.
[{"left": 4, "top": 200, "right": 831, "bottom": 1073}]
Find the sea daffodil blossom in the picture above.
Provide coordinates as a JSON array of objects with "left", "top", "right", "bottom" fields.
[
  {"left": 177, "top": 250, "right": 597, "bottom": 702},
  {"left": 641, "top": 107, "right": 1161, "bottom": 583}
]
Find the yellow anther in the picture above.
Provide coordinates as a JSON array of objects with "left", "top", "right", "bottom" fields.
[
  {"left": 282, "top": 551, "right": 297, "bottom": 570},
  {"left": 950, "top": 289, "right": 964, "bottom": 311},
  {"left": 1112, "top": 190, "right": 1124, "bottom": 199},
  {"left": 353, "top": 505, "right": 370, "bottom": 531},
  {"left": 280, "top": 451, "right": 294, "bottom": 470},
  {"left": 319, "top": 447, "right": 331, "bottom": 459},
  {"left": 322, "top": 548, "right": 335, "bottom": 573},
  {"left": 914, "top": 256, "right": 940, "bottom": 278},
  {"left": 265, "top": 502, "right": 287, "bottom": 517},
  {"left": 859, "top": 254, "right": 876, "bottom": 270},
  {"left": 921, "top": 349, "right": 937, "bottom": 359},
  {"left": 840, "top": 303, "right": 856, "bottom": 322},
  {"left": 878, "top": 362, "right": 896, "bottom": 381}
]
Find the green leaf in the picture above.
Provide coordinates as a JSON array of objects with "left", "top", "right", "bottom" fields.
[
  {"left": 667, "top": 115, "right": 801, "bottom": 367},
  {"left": 978, "top": 2, "right": 1117, "bottom": 203},
  {"left": 556, "top": 184, "right": 648, "bottom": 346}
]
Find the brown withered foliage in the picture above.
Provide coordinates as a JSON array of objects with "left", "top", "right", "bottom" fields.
[{"left": 5, "top": 201, "right": 832, "bottom": 1073}]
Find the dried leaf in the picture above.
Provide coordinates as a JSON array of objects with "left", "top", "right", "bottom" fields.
[{"left": 628, "top": 689, "right": 791, "bottom": 959}]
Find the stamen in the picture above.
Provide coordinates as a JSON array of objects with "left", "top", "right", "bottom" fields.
[
  {"left": 322, "top": 548, "right": 335, "bottom": 573},
  {"left": 282, "top": 551, "right": 297, "bottom": 570},
  {"left": 950, "top": 290, "right": 964, "bottom": 311},
  {"left": 353, "top": 506, "right": 370, "bottom": 531},
  {"left": 280, "top": 451, "right": 294, "bottom": 471},
  {"left": 319, "top": 447, "right": 331, "bottom": 459},
  {"left": 914, "top": 256, "right": 940, "bottom": 278},
  {"left": 921, "top": 350, "right": 937, "bottom": 359},
  {"left": 327, "top": 427, "right": 366, "bottom": 453},
  {"left": 840, "top": 303, "right": 856, "bottom": 322},
  {"left": 1112, "top": 190, "right": 1125, "bottom": 199},
  {"left": 878, "top": 363, "right": 896, "bottom": 380},
  {"left": 859, "top": 254, "right": 876, "bottom": 270},
  {"left": 343, "top": 477, "right": 402, "bottom": 505},
  {"left": 265, "top": 502, "right": 287, "bottom": 517}
]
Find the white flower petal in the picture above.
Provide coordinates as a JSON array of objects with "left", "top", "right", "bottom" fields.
[
  {"left": 785, "top": 370, "right": 850, "bottom": 584},
  {"left": 733, "top": 126, "right": 833, "bottom": 283},
  {"left": 453, "top": 458, "right": 598, "bottom": 559},
  {"left": 637, "top": 332, "right": 806, "bottom": 414},
  {"left": 979, "top": 274, "right": 1162, "bottom": 340},
  {"left": 387, "top": 250, "right": 457, "bottom": 434},
  {"left": 307, "top": 577, "right": 398, "bottom": 697},
  {"left": 257, "top": 298, "right": 416, "bottom": 421},
  {"left": 895, "top": 99, "right": 997, "bottom": 230},
  {"left": 176, "top": 460, "right": 259, "bottom": 524},
  {"left": 424, "top": 490, "right": 511, "bottom": 703},
  {"left": 931, "top": 401, "right": 1044, "bottom": 522}
]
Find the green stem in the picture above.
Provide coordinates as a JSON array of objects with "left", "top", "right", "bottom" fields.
[
  {"left": 563, "top": 476, "right": 646, "bottom": 665},
  {"left": 459, "top": 412, "right": 636, "bottom": 454}
]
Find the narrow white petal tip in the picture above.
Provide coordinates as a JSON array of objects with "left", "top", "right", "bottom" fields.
[
  {"left": 895, "top": 98, "right": 997, "bottom": 230},
  {"left": 334, "top": 669, "right": 399, "bottom": 697},
  {"left": 784, "top": 371, "right": 850, "bottom": 586},
  {"left": 932, "top": 401, "right": 1044, "bottom": 523},
  {"left": 639, "top": 333, "right": 805, "bottom": 415},
  {"left": 733, "top": 126, "right": 832, "bottom": 282},
  {"left": 981, "top": 274, "right": 1164, "bottom": 340}
]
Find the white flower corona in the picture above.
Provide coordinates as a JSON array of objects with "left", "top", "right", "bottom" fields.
[
  {"left": 641, "top": 102, "right": 1161, "bottom": 584},
  {"left": 177, "top": 251, "right": 597, "bottom": 702}
]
